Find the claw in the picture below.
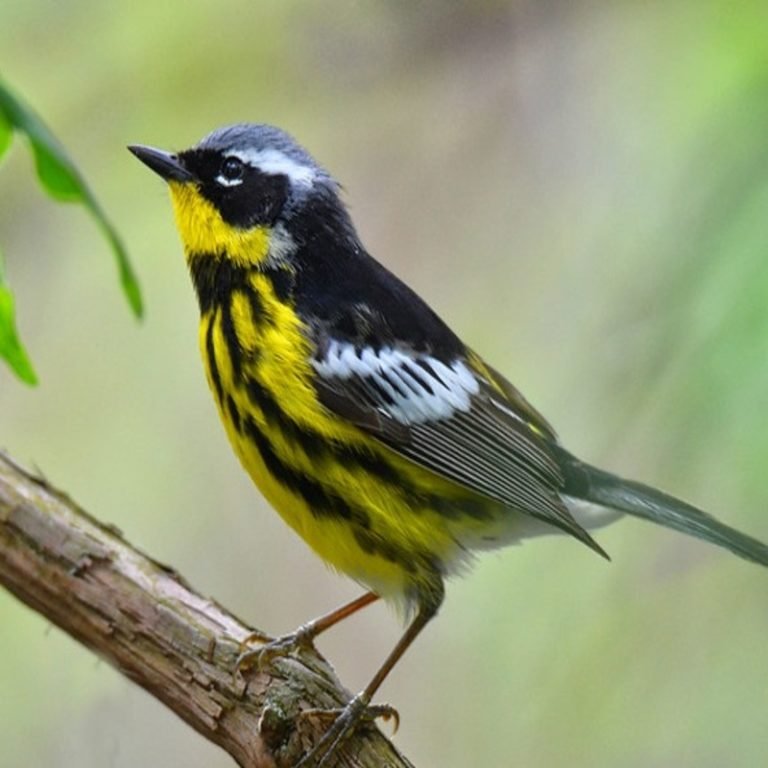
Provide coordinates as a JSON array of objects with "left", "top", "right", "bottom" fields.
[
  {"left": 238, "top": 629, "right": 272, "bottom": 655},
  {"left": 294, "top": 696, "right": 400, "bottom": 767},
  {"left": 371, "top": 703, "right": 399, "bottom": 735},
  {"left": 236, "top": 624, "right": 316, "bottom": 673}
]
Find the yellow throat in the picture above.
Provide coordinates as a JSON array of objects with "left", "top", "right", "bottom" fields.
[{"left": 168, "top": 181, "right": 271, "bottom": 265}]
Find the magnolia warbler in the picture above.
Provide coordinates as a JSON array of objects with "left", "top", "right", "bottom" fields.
[{"left": 130, "top": 125, "right": 768, "bottom": 766}]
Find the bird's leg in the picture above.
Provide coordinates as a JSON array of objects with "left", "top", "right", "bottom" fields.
[
  {"left": 237, "top": 591, "right": 379, "bottom": 671},
  {"left": 295, "top": 592, "right": 441, "bottom": 768}
]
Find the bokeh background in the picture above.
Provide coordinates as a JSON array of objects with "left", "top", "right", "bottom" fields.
[{"left": 2, "top": 2, "right": 768, "bottom": 767}]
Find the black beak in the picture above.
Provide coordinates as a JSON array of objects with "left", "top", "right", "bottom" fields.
[{"left": 128, "top": 144, "right": 196, "bottom": 182}]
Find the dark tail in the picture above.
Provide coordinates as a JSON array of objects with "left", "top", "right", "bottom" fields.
[{"left": 554, "top": 446, "right": 768, "bottom": 568}]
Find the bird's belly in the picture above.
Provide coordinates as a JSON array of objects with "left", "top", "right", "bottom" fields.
[
  {"left": 217, "top": 378, "right": 535, "bottom": 603},
  {"left": 228, "top": 421, "right": 417, "bottom": 600}
]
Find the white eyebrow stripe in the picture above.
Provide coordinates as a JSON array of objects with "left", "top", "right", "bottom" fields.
[{"left": 227, "top": 148, "right": 316, "bottom": 186}]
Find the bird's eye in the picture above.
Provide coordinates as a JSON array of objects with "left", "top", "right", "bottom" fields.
[{"left": 219, "top": 156, "right": 244, "bottom": 183}]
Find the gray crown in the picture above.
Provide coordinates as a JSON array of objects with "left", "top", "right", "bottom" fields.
[{"left": 196, "top": 123, "right": 336, "bottom": 191}]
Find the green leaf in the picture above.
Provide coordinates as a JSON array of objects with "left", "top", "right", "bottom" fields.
[
  {"left": 0, "top": 107, "right": 12, "bottom": 163},
  {"left": 29, "top": 136, "right": 83, "bottom": 201},
  {"left": 0, "top": 79, "right": 143, "bottom": 317},
  {"left": 0, "top": 254, "right": 37, "bottom": 386},
  {"left": 0, "top": 81, "right": 84, "bottom": 200}
]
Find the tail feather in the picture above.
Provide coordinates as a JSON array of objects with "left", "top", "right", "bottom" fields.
[{"left": 555, "top": 447, "right": 768, "bottom": 568}]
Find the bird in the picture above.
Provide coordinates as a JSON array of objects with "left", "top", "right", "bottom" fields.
[{"left": 129, "top": 124, "right": 768, "bottom": 766}]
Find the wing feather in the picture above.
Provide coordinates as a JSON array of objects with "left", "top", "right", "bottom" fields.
[{"left": 311, "top": 339, "right": 605, "bottom": 555}]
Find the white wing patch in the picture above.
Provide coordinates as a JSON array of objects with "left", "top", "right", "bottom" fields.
[
  {"left": 313, "top": 340, "right": 479, "bottom": 425},
  {"left": 229, "top": 148, "right": 316, "bottom": 186}
]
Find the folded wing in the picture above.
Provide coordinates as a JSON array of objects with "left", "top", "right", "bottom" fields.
[{"left": 311, "top": 337, "right": 606, "bottom": 556}]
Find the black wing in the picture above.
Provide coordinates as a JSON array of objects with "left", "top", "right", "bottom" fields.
[
  {"left": 287, "top": 227, "right": 603, "bottom": 555},
  {"left": 310, "top": 334, "right": 605, "bottom": 556}
]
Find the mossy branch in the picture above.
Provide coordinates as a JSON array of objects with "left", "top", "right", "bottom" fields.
[{"left": 0, "top": 451, "right": 412, "bottom": 768}]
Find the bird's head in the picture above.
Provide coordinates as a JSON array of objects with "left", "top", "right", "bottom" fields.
[{"left": 129, "top": 123, "right": 338, "bottom": 268}]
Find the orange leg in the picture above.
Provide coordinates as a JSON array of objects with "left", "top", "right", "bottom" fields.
[
  {"left": 296, "top": 589, "right": 442, "bottom": 767},
  {"left": 237, "top": 591, "right": 380, "bottom": 671}
]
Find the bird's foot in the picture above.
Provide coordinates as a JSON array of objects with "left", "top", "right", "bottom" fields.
[
  {"left": 294, "top": 694, "right": 399, "bottom": 768},
  {"left": 236, "top": 622, "right": 318, "bottom": 673}
]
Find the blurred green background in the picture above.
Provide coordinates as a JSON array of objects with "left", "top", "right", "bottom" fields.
[{"left": 2, "top": 1, "right": 768, "bottom": 766}]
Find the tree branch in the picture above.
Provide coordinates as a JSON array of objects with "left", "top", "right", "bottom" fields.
[{"left": 0, "top": 451, "right": 413, "bottom": 768}]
